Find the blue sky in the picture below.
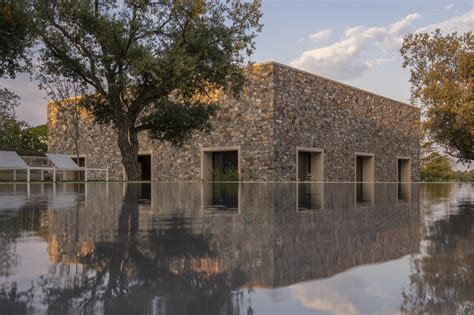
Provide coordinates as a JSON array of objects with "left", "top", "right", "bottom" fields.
[{"left": 1, "top": 0, "right": 472, "bottom": 126}]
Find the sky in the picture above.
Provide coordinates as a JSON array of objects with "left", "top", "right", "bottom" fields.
[{"left": 0, "top": 0, "right": 473, "bottom": 127}]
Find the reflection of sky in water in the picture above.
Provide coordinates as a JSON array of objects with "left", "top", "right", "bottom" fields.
[
  {"left": 240, "top": 255, "right": 411, "bottom": 315},
  {"left": 0, "top": 183, "right": 471, "bottom": 314},
  {"left": 1, "top": 236, "right": 49, "bottom": 290}
]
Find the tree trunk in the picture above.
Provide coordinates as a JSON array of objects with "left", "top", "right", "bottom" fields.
[{"left": 117, "top": 125, "right": 141, "bottom": 181}]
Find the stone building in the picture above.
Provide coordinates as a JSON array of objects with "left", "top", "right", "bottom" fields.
[{"left": 48, "top": 62, "right": 420, "bottom": 182}]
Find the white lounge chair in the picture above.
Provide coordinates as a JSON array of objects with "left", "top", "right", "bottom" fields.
[
  {"left": 0, "top": 151, "right": 55, "bottom": 182},
  {"left": 45, "top": 153, "right": 108, "bottom": 182}
]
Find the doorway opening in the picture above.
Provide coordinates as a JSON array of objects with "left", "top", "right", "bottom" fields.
[
  {"left": 297, "top": 148, "right": 323, "bottom": 182},
  {"left": 355, "top": 154, "right": 374, "bottom": 203},
  {"left": 71, "top": 156, "right": 86, "bottom": 181},
  {"left": 137, "top": 154, "right": 151, "bottom": 181}
]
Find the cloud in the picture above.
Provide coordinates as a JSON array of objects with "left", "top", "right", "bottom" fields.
[
  {"left": 290, "top": 11, "right": 473, "bottom": 81},
  {"left": 308, "top": 29, "right": 332, "bottom": 43},
  {"left": 416, "top": 11, "right": 473, "bottom": 33},
  {"left": 291, "top": 273, "right": 402, "bottom": 315},
  {"left": 445, "top": 4, "right": 454, "bottom": 10},
  {"left": 290, "top": 13, "right": 422, "bottom": 80}
]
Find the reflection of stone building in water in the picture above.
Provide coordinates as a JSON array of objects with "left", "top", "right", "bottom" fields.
[
  {"left": 45, "top": 183, "right": 420, "bottom": 288},
  {"left": 46, "top": 183, "right": 123, "bottom": 265}
]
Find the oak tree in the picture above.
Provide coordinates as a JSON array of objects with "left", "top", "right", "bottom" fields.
[
  {"left": 33, "top": 0, "right": 263, "bottom": 180},
  {"left": 0, "top": 0, "right": 33, "bottom": 78},
  {"left": 401, "top": 30, "right": 473, "bottom": 164}
]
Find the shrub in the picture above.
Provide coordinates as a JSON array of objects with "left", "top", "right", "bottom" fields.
[{"left": 212, "top": 166, "right": 239, "bottom": 182}]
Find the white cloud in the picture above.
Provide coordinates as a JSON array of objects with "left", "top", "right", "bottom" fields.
[
  {"left": 446, "top": 4, "right": 454, "bottom": 10},
  {"left": 365, "top": 57, "right": 396, "bottom": 68},
  {"left": 308, "top": 29, "right": 332, "bottom": 43},
  {"left": 290, "top": 13, "right": 422, "bottom": 80},
  {"left": 416, "top": 10, "right": 473, "bottom": 33},
  {"left": 291, "top": 273, "right": 402, "bottom": 315},
  {"left": 290, "top": 11, "right": 473, "bottom": 81}
]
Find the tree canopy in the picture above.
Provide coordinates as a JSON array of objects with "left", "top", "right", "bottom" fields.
[
  {"left": 401, "top": 30, "right": 473, "bottom": 164},
  {"left": 0, "top": 87, "right": 19, "bottom": 129},
  {"left": 33, "top": 0, "right": 263, "bottom": 180},
  {"left": 0, "top": 0, "right": 34, "bottom": 78}
]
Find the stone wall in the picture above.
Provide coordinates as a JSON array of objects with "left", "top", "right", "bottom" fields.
[
  {"left": 48, "top": 62, "right": 420, "bottom": 182},
  {"left": 272, "top": 62, "right": 420, "bottom": 182},
  {"left": 152, "top": 64, "right": 276, "bottom": 181},
  {"left": 48, "top": 103, "right": 123, "bottom": 181}
]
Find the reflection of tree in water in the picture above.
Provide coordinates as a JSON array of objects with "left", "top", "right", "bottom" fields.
[
  {"left": 421, "top": 183, "right": 453, "bottom": 201},
  {"left": 1, "top": 184, "right": 249, "bottom": 315},
  {"left": 0, "top": 197, "right": 50, "bottom": 278},
  {"left": 402, "top": 197, "right": 473, "bottom": 314}
]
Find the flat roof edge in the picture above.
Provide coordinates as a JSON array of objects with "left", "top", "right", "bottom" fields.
[{"left": 251, "top": 61, "right": 418, "bottom": 110}]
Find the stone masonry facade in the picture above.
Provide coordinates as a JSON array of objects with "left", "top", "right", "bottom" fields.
[{"left": 48, "top": 62, "right": 420, "bottom": 182}]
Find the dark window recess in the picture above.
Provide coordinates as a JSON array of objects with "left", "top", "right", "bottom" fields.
[
  {"left": 398, "top": 159, "right": 402, "bottom": 182},
  {"left": 137, "top": 155, "right": 151, "bottom": 181},
  {"left": 72, "top": 157, "right": 85, "bottom": 181},
  {"left": 398, "top": 159, "right": 402, "bottom": 199},
  {"left": 212, "top": 151, "right": 238, "bottom": 172},
  {"left": 356, "top": 156, "right": 364, "bottom": 202},
  {"left": 298, "top": 152, "right": 312, "bottom": 181}
]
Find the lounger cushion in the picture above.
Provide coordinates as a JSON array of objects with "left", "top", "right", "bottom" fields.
[
  {"left": 0, "top": 151, "right": 28, "bottom": 169},
  {"left": 46, "top": 153, "right": 81, "bottom": 169}
]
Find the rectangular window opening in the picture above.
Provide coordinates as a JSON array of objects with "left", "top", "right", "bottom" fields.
[
  {"left": 297, "top": 149, "right": 323, "bottom": 182},
  {"left": 397, "top": 158, "right": 411, "bottom": 200},
  {"left": 202, "top": 148, "right": 240, "bottom": 181},
  {"left": 355, "top": 155, "right": 374, "bottom": 204}
]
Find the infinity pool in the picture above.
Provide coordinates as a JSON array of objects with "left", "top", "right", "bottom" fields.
[{"left": 0, "top": 183, "right": 472, "bottom": 314}]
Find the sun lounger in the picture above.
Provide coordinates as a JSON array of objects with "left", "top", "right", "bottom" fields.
[
  {"left": 0, "top": 151, "right": 55, "bottom": 182},
  {"left": 45, "top": 153, "right": 108, "bottom": 182}
]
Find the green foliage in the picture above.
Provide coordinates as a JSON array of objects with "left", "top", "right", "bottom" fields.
[
  {"left": 0, "top": 122, "right": 48, "bottom": 156},
  {"left": 31, "top": 0, "right": 263, "bottom": 180},
  {"left": 28, "top": 124, "right": 48, "bottom": 148},
  {"left": 0, "top": 86, "right": 47, "bottom": 155},
  {"left": 0, "top": 87, "right": 19, "bottom": 128},
  {"left": 142, "top": 101, "right": 218, "bottom": 146},
  {"left": 420, "top": 141, "right": 472, "bottom": 182},
  {"left": 421, "top": 151, "right": 454, "bottom": 182},
  {"left": 401, "top": 30, "right": 473, "bottom": 164},
  {"left": 212, "top": 166, "right": 239, "bottom": 182},
  {"left": 0, "top": 0, "right": 33, "bottom": 78}
]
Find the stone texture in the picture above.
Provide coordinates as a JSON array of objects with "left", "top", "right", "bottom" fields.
[
  {"left": 47, "top": 62, "right": 420, "bottom": 182},
  {"left": 272, "top": 63, "right": 420, "bottom": 182}
]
